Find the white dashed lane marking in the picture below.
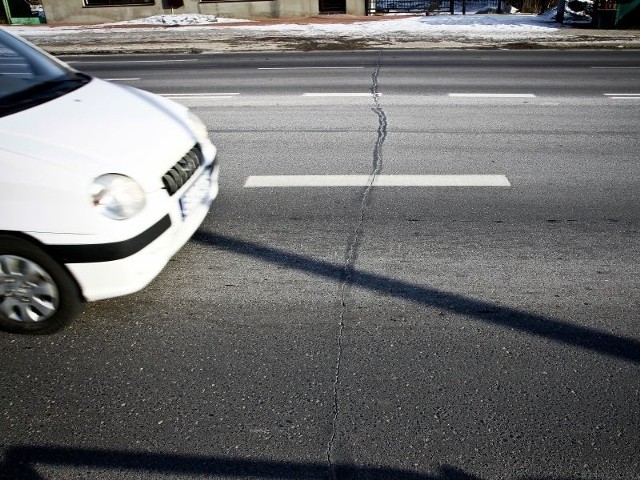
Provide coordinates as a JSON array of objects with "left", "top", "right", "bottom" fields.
[
  {"left": 302, "top": 93, "right": 381, "bottom": 97},
  {"left": 244, "top": 175, "right": 511, "bottom": 188},
  {"left": 448, "top": 93, "right": 536, "bottom": 98},
  {"left": 161, "top": 93, "right": 240, "bottom": 99},
  {"left": 604, "top": 93, "right": 640, "bottom": 100},
  {"left": 258, "top": 67, "right": 366, "bottom": 70}
]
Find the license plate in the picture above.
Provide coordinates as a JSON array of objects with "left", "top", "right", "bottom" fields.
[{"left": 179, "top": 170, "right": 211, "bottom": 218}]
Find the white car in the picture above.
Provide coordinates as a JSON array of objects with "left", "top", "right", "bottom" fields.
[{"left": 0, "top": 28, "right": 219, "bottom": 334}]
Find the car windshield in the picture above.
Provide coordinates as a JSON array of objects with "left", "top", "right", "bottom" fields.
[{"left": 0, "top": 28, "right": 90, "bottom": 117}]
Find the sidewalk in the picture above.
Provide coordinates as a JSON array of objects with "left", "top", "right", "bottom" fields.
[{"left": 8, "top": 13, "right": 640, "bottom": 54}]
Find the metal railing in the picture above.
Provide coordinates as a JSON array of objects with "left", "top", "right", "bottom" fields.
[{"left": 371, "top": 0, "right": 502, "bottom": 13}]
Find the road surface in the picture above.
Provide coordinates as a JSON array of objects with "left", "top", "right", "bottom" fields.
[{"left": 1, "top": 50, "right": 639, "bottom": 480}]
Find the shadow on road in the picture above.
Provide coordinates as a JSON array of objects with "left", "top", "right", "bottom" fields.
[
  {"left": 0, "top": 446, "right": 478, "bottom": 479},
  {"left": 193, "top": 231, "right": 640, "bottom": 365},
  {"left": 0, "top": 444, "right": 587, "bottom": 479}
]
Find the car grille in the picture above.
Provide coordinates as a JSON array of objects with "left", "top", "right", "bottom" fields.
[{"left": 162, "top": 145, "right": 204, "bottom": 196}]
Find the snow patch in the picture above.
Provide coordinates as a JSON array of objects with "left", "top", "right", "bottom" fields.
[
  {"left": 102, "top": 14, "right": 252, "bottom": 26},
  {"left": 6, "top": 12, "right": 581, "bottom": 45}
]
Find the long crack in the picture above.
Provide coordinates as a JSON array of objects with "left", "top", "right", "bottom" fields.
[{"left": 327, "top": 50, "right": 388, "bottom": 480}]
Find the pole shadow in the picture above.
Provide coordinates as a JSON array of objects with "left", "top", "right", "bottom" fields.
[
  {"left": 0, "top": 445, "right": 604, "bottom": 480},
  {"left": 192, "top": 231, "right": 640, "bottom": 365}
]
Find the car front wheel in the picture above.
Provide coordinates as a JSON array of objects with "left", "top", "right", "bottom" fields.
[{"left": 0, "top": 235, "right": 83, "bottom": 334}]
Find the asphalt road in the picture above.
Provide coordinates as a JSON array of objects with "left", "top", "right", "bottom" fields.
[{"left": 1, "top": 50, "right": 639, "bottom": 480}]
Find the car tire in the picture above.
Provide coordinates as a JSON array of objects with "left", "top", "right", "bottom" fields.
[{"left": 0, "top": 235, "right": 84, "bottom": 335}]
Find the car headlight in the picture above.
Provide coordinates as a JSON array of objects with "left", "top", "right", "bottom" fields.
[
  {"left": 91, "top": 174, "right": 146, "bottom": 220},
  {"left": 187, "top": 111, "right": 209, "bottom": 143}
]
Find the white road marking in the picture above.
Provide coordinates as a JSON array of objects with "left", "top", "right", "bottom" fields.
[
  {"left": 604, "top": 93, "right": 640, "bottom": 99},
  {"left": 161, "top": 93, "right": 240, "bottom": 99},
  {"left": 449, "top": 93, "right": 536, "bottom": 98},
  {"left": 302, "top": 93, "right": 381, "bottom": 97},
  {"left": 66, "top": 59, "right": 197, "bottom": 64},
  {"left": 258, "top": 67, "right": 365, "bottom": 70},
  {"left": 592, "top": 66, "right": 640, "bottom": 69},
  {"left": 244, "top": 175, "right": 511, "bottom": 188}
]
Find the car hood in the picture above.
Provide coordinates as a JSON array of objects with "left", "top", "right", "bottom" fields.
[{"left": 0, "top": 78, "right": 197, "bottom": 191}]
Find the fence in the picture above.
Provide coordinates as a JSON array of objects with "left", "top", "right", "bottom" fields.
[{"left": 371, "top": 0, "right": 503, "bottom": 13}]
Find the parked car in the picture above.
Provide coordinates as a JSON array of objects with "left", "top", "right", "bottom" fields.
[{"left": 0, "top": 28, "right": 219, "bottom": 334}]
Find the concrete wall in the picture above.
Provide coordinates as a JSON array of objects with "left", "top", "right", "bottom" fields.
[
  {"left": 41, "top": 0, "right": 364, "bottom": 24},
  {"left": 277, "top": 0, "right": 317, "bottom": 16},
  {"left": 199, "top": 0, "right": 316, "bottom": 18},
  {"left": 41, "top": 0, "right": 162, "bottom": 23},
  {"left": 198, "top": 1, "right": 280, "bottom": 19},
  {"left": 345, "top": 0, "right": 365, "bottom": 14}
]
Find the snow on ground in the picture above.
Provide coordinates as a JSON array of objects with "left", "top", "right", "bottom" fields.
[
  {"left": 101, "top": 14, "right": 252, "bottom": 26},
  {"left": 233, "top": 14, "right": 565, "bottom": 40},
  {"left": 11, "top": 13, "right": 567, "bottom": 41},
  {"left": 9, "top": 11, "right": 638, "bottom": 52}
]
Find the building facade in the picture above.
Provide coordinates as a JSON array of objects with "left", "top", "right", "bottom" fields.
[{"left": 40, "top": 0, "right": 366, "bottom": 24}]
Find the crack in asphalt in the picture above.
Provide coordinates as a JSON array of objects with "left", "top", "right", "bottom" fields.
[{"left": 327, "top": 51, "right": 388, "bottom": 480}]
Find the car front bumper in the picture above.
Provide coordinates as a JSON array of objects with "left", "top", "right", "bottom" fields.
[{"left": 61, "top": 160, "right": 219, "bottom": 302}]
